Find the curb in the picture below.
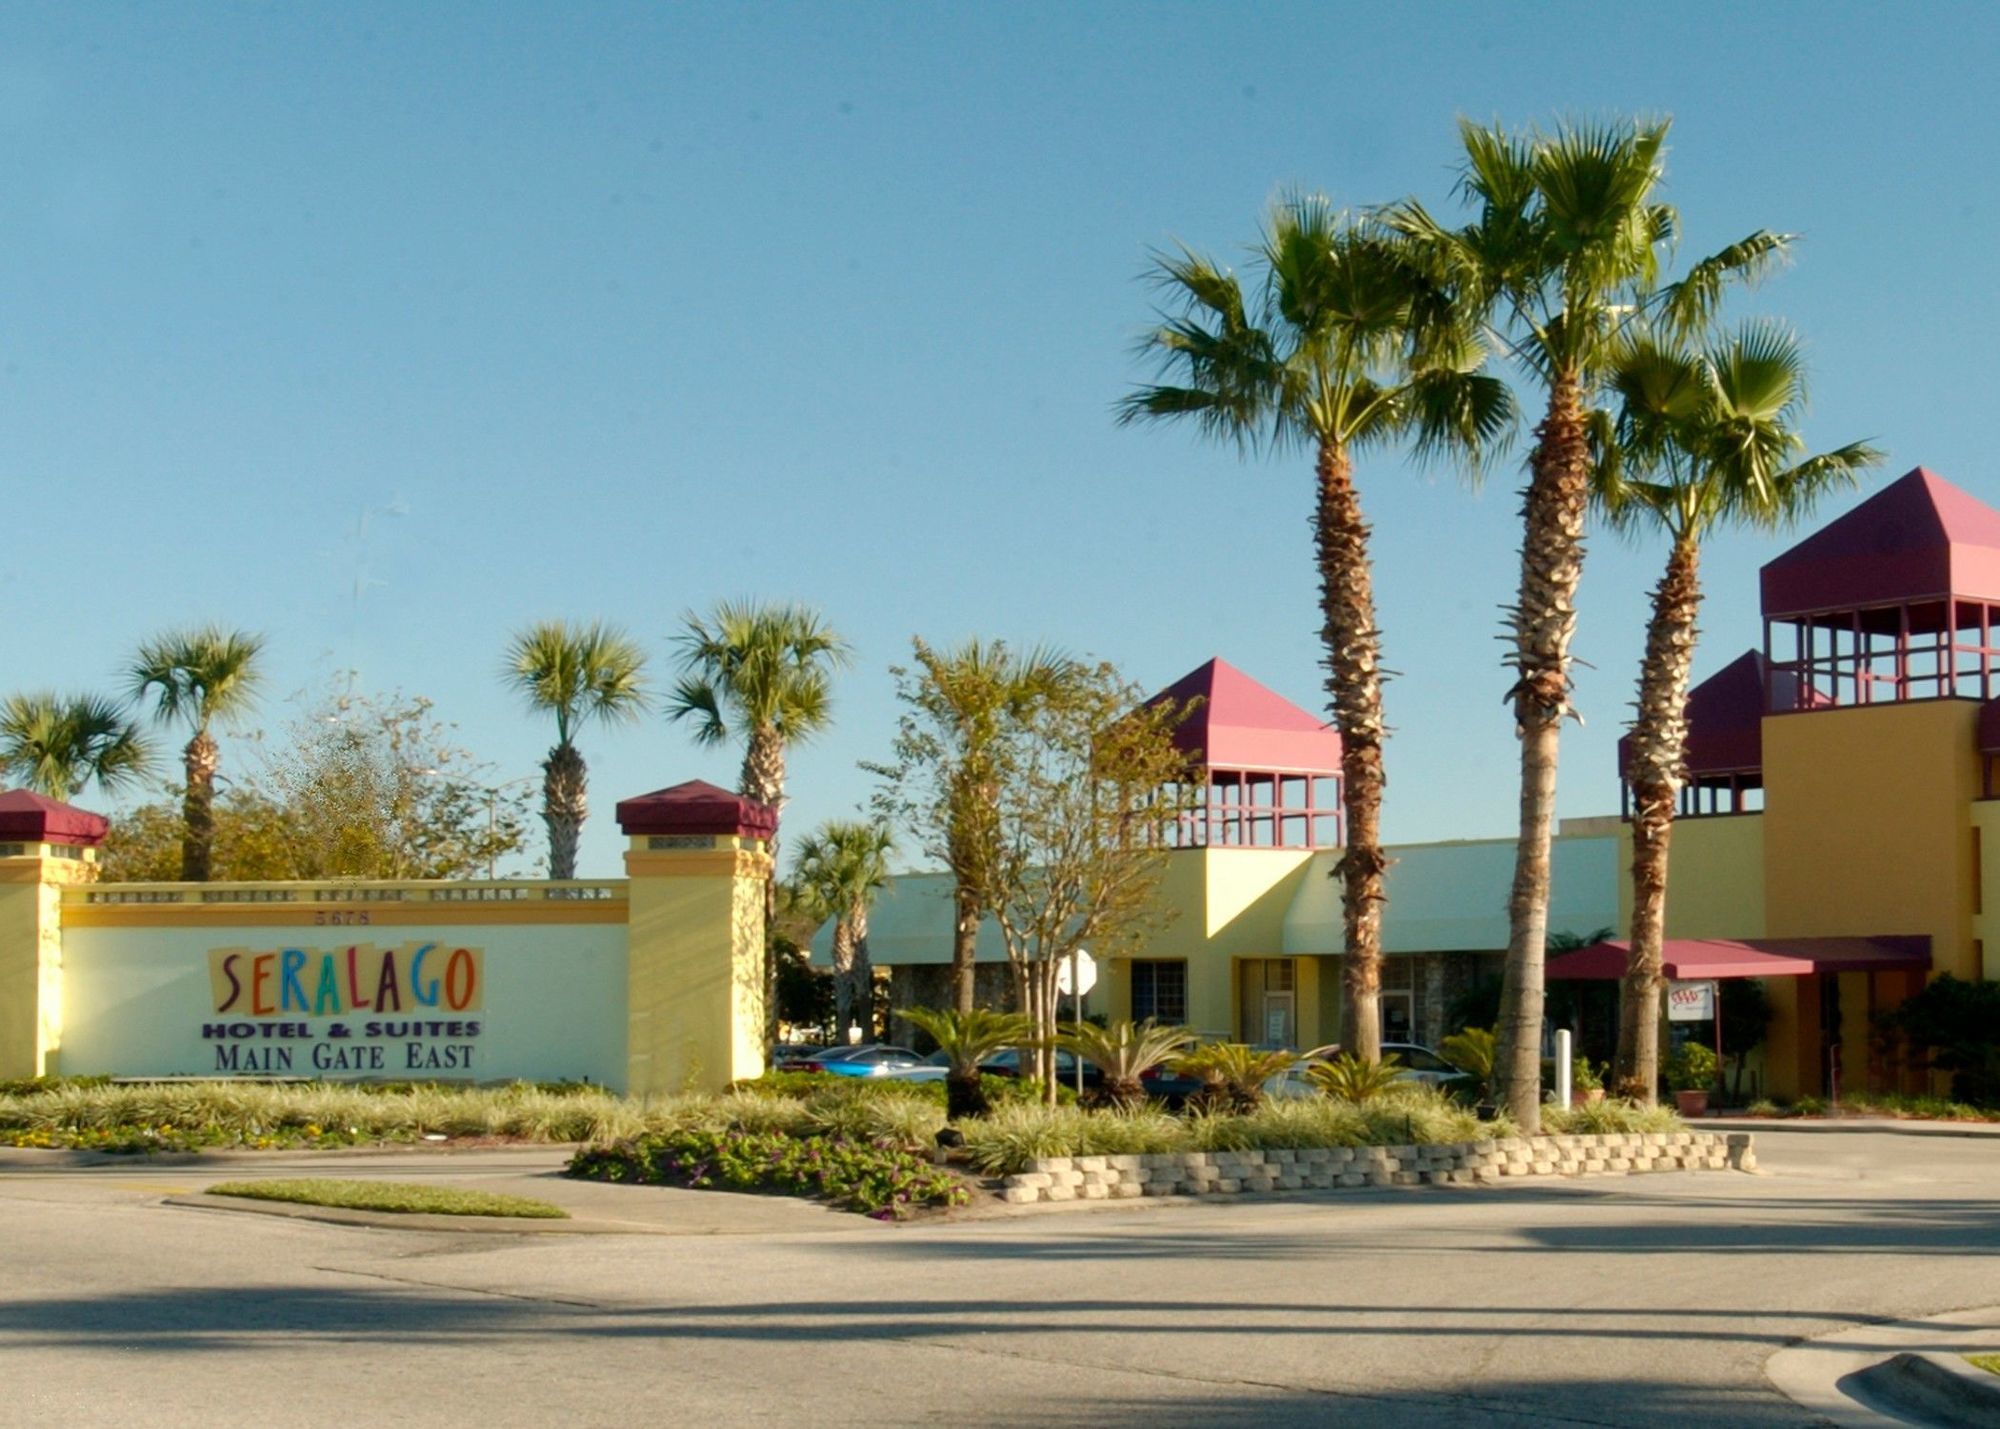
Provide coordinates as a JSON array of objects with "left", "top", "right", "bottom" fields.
[
  {"left": 1844, "top": 1352, "right": 2000, "bottom": 1427},
  {"left": 1703, "top": 1117, "right": 2000, "bottom": 1140},
  {"left": 163, "top": 1191, "right": 666, "bottom": 1235}
]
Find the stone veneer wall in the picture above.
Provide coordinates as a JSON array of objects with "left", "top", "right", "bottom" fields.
[{"left": 999, "top": 1131, "right": 1754, "bottom": 1203}]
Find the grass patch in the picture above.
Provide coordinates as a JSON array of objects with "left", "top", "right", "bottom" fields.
[
  {"left": 1967, "top": 1353, "right": 2000, "bottom": 1376},
  {"left": 206, "top": 1178, "right": 568, "bottom": 1219}
]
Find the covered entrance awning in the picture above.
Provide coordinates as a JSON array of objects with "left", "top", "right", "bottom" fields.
[{"left": 1547, "top": 935, "right": 1931, "bottom": 981}]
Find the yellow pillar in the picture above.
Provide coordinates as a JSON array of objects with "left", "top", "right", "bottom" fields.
[
  {"left": 616, "top": 781, "right": 774, "bottom": 1095},
  {"left": 0, "top": 794, "right": 108, "bottom": 1081}
]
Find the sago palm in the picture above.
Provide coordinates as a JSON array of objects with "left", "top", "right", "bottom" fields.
[
  {"left": 129, "top": 626, "right": 265, "bottom": 880},
  {"left": 899, "top": 1006, "right": 1032, "bottom": 1120},
  {"left": 1120, "top": 194, "right": 1512, "bottom": 1063},
  {"left": 1057, "top": 1018, "right": 1193, "bottom": 1111},
  {"left": 790, "top": 819, "right": 894, "bottom": 1043},
  {"left": 1596, "top": 322, "right": 1879, "bottom": 1101},
  {"left": 0, "top": 693, "right": 151, "bottom": 803},
  {"left": 670, "top": 599, "right": 851, "bottom": 1033},
  {"left": 1390, "top": 117, "right": 1790, "bottom": 1129},
  {"left": 880, "top": 637, "right": 1074, "bottom": 1015},
  {"left": 503, "top": 620, "right": 651, "bottom": 880},
  {"left": 1173, "top": 1042, "right": 1301, "bottom": 1114}
]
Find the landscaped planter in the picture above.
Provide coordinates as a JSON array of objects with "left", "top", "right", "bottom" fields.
[{"left": 997, "top": 1131, "right": 1754, "bottom": 1204}]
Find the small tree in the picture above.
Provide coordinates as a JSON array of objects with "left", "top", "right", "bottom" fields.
[
  {"left": 868, "top": 637, "right": 1074, "bottom": 1014},
  {"left": 899, "top": 1007, "right": 1032, "bottom": 1120},
  {"left": 790, "top": 819, "right": 894, "bottom": 1042},
  {"left": 1057, "top": 1019, "right": 1192, "bottom": 1110},
  {"left": 982, "top": 661, "right": 1199, "bottom": 1105},
  {"left": 503, "top": 620, "right": 650, "bottom": 879},
  {"left": 129, "top": 625, "right": 266, "bottom": 881}
]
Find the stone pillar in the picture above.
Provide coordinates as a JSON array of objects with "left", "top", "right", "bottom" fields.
[
  {"left": 0, "top": 792, "right": 108, "bottom": 1081},
  {"left": 615, "top": 781, "right": 775, "bottom": 1095}
]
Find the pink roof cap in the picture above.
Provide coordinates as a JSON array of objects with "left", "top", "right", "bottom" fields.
[
  {"left": 1761, "top": 468, "right": 2000, "bottom": 619},
  {"left": 615, "top": 779, "right": 777, "bottom": 840},
  {"left": 1142, "top": 657, "right": 1342, "bottom": 774},
  {"left": 0, "top": 789, "right": 110, "bottom": 846}
]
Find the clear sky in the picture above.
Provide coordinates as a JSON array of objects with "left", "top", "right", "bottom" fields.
[{"left": 5, "top": 2, "right": 1997, "bottom": 876}]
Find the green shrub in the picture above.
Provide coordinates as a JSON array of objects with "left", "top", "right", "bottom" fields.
[
  {"left": 568, "top": 1131, "right": 969, "bottom": 1219},
  {"left": 1745, "top": 1098, "right": 1782, "bottom": 1118},
  {"left": 1790, "top": 1095, "right": 1827, "bottom": 1117},
  {"left": 1542, "top": 1099, "right": 1681, "bottom": 1135},
  {"left": 1664, "top": 1043, "right": 1718, "bottom": 1094},
  {"left": 1308, "top": 1052, "right": 1406, "bottom": 1103},
  {"left": 956, "top": 1103, "right": 1186, "bottom": 1174}
]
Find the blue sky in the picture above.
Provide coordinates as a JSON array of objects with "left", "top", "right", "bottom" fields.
[{"left": 4, "top": 2, "right": 1996, "bottom": 875}]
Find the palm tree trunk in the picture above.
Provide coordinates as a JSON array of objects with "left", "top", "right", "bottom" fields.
[
  {"left": 1315, "top": 439, "right": 1389, "bottom": 1063},
  {"left": 1496, "top": 369, "right": 1593, "bottom": 1134},
  {"left": 181, "top": 731, "right": 219, "bottom": 881},
  {"left": 740, "top": 729, "right": 788, "bottom": 1044},
  {"left": 951, "top": 884, "right": 980, "bottom": 1015},
  {"left": 851, "top": 911, "right": 874, "bottom": 1042},
  {"left": 830, "top": 919, "right": 856, "bottom": 1039},
  {"left": 541, "top": 741, "right": 587, "bottom": 880},
  {"left": 1614, "top": 536, "right": 1703, "bottom": 1104}
]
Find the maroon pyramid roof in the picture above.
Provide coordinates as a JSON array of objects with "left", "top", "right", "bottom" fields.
[
  {"left": 1761, "top": 467, "right": 2000, "bottom": 619},
  {"left": 1618, "top": 650, "right": 1766, "bottom": 781},
  {"left": 1143, "top": 658, "right": 1342, "bottom": 773},
  {"left": 0, "top": 789, "right": 110, "bottom": 846},
  {"left": 616, "top": 779, "right": 777, "bottom": 840}
]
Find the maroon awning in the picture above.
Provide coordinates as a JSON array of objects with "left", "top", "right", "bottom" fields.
[{"left": 1548, "top": 936, "right": 1931, "bottom": 981}]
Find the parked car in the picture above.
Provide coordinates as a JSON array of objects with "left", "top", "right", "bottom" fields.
[
  {"left": 776, "top": 1044, "right": 930, "bottom": 1077},
  {"left": 769, "top": 1042, "right": 827, "bottom": 1066},
  {"left": 1263, "top": 1042, "right": 1474, "bottom": 1100}
]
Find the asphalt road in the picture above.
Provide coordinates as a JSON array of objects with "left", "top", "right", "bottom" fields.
[{"left": 2, "top": 1129, "right": 1997, "bottom": 1426}]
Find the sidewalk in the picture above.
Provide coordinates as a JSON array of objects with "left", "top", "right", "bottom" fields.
[{"left": 1703, "top": 1115, "right": 2000, "bottom": 1139}]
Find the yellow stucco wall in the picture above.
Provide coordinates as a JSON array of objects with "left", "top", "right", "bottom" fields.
[
  {"left": 623, "top": 839, "right": 769, "bottom": 1094},
  {"left": 0, "top": 854, "right": 76, "bottom": 1079},
  {"left": 1761, "top": 700, "right": 1982, "bottom": 1097},
  {"left": 1621, "top": 813, "right": 1766, "bottom": 940},
  {"left": 1969, "top": 800, "right": 2000, "bottom": 980},
  {"left": 1108, "top": 848, "right": 1313, "bottom": 1042}
]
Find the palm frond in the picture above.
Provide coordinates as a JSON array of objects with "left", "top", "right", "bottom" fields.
[
  {"left": 1656, "top": 230, "right": 1795, "bottom": 339},
  {"left": 129, "top": 625, "right": 266, "bottom": 733}
]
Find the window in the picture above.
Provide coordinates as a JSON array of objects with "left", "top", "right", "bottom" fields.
[{"left": 1131, "top": 960, "right": 1187, "bottom": 1025}]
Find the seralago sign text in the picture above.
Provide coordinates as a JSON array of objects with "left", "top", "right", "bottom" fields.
[{"left": 203, "top": 943, "right": 485, "bottom": 1075}]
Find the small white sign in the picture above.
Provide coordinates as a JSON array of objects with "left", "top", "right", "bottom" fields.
[
  {"left": 1057, "top": 950, "right": 1098, "bottom": 997},
  {"left": 1667, "top": 979, "right": 1717, "bottom": 1022}
]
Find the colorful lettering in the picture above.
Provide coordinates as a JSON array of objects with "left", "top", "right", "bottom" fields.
[{"left": 445, "top": 948, "right": 476, "bottom": 1010}]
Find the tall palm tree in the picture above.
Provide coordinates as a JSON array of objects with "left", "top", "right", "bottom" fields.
[
  {"left": 129, "top": 626, "right": 265, "bottom": 880},
  {"left": 1596, "top": 323, "right": 1879, "bottom": 1101},
  {"left": 878, "top": 637, "right": 1074, "bottom": 1015},
  {"left": 503, "top": 620, "right": 651, "bottom": 880},
  {"left": 1390, "top": 117, "right": 1789, "bottom": 1128},
  {"left": 790, "top": 819, "right": 894, "bottom": 1041},
  {"left": 1119, "top": 194, "right": 1512, "bottom": 1062},
  {"left": 0, "top": 693, "right": 151, "bottom": 803},
  {"left": 669, "top": 599, "right": 852, "bottom": 1035}
]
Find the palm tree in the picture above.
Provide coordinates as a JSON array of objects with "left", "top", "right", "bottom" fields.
[
  {"left": 1596, "top": 323, "right": 1879, "bottom": 1101},
  {"left": 875, "top": 637, "right": 1074, "bottom": 1015},
  {"left": 1390, "top": 117, "right": 1790, "bottom": 1129},
  {"left": 669, "top": 599, "right": 852, "bottom": 1032},
  {"left": 0, "top": 693, "right": 151, "bottom": 803},
  {"left": 1120, "top": 194, "right": 1512, "bottom": 1063},
  {"left": 1058, "top": 1019, "right": 1194, "bottom": 1110},
  {"left": 129, "top": 626, "right": 265, "bottom": 880},
  {"left": 900, "top": 1006, "right": 1033, "bottom": 1120},
  {"left": 790, "top": 819, "right": 894, "bottom": 1042},
  {"left": 503, "top": 620, "right": 651, "bottom": 880}
]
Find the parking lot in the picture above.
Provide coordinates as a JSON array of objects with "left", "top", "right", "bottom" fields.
[{"left": 2, "top": 1127, "right": 1996, "bottom": 1425}]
